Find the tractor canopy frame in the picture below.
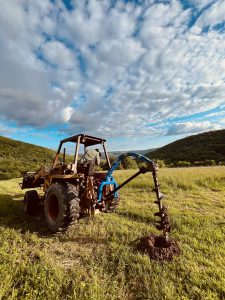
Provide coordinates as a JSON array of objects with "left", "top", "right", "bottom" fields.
[{"left": 52, "top": 134, "right": 111, "bottom": 172}]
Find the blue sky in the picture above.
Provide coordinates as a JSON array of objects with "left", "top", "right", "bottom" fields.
[{"left": 0, "top": 0, "right": 225, "bottom": 151}]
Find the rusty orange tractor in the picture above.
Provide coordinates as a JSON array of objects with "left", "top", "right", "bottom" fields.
[{"left": 21, "top": 134, "right": 170, "bottom": 239}]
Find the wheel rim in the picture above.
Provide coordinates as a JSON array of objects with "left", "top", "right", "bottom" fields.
[{"left": 48, "top": 194, "right": 59, "bottom": 220}]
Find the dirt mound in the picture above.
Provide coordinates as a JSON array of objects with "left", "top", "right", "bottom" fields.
[{"left": 137, "top": 234, "right": 180, "bottom": 261}]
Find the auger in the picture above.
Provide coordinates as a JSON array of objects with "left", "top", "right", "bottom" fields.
[
  {"left": 99, "top": 152, "right": 171, "bottom": 242},
  {"left": 152, "top": 166, "right": 171, "bottom": 241}
]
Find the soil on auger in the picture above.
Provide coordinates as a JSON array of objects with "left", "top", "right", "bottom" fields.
[{"left": 137, "top": 233, "right": 180, "bottom": 261}]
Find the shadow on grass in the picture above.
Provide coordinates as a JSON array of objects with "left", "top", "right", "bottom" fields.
[
  {"left": 0, "top": 193, "right": 50, "bottom": 236},
  {"left": 0, "top": 193, "right": 110, "bottom": 243}
]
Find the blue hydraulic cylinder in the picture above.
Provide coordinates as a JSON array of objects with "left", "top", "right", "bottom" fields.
[{"left": 97, "top": 152, "right": 155, "bottom": 203}]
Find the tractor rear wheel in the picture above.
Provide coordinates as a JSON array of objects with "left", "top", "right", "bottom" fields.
[
  {"left": 44, "top": 182, "right": 80, "bottom": 233},
  {"left": 24, "top": 190, "right": 39, "bottom": 215}
]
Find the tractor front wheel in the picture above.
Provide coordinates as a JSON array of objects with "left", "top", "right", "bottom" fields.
[
  {"left": 44, "top": 182, "right": 80, "bottom": 233},
  {"left": 24, "top": 190, "right": 39, "bottom": 215}
]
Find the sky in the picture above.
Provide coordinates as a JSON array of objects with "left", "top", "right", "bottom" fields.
[{"left": 0, "top": 0, "right": 225, "bottom": 151}]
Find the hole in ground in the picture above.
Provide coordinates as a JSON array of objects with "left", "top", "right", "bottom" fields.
[{"left": 136, "top": 233, "right": 181, "bottom": 261}]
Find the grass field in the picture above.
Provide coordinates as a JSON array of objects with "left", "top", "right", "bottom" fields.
[{"left": 0, "top": 167, "right": 225, "bottom": 300}]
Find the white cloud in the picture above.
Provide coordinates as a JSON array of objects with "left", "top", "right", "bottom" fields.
[
  {"left": 0, "top": 0, "right": 225, "bottom": 143},
  {"left": 189, "top": 0, "right": 215, "bottom": 10},
  {"left": 61, "top": 107, "right": 74, "bottom": 122},
  {"left": 41, "top": 41, "right": 75, "bottom": 69},
  {"left": 197, "top": 0, "right": 225, "bottom": 27},
  {"left": 60, "top": 0, "right": 138, "bottom": 47},
  {"left": 0, "top": 124, "right": 18, "bottom": 136},
  {"left": 96, "top": 38, "right": 145, "bottom": 66},
  {"left": 167, "top": 121, "right": 221, "bottom": 135}
]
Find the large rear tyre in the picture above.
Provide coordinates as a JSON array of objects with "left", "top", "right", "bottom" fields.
[
  {"left": 24, "top": 190, "right": 39, "bottom": 215},
  {"left": 44, "top": 182, "right": 80, "bottom": 233}
]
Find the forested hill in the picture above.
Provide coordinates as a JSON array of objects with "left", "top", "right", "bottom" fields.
[
  {"left": 148, "top": 129, "right": 225, "bottom": 164},
  {"left": 2, "top": 129, "right": 225, "bottom": 179},
  {"left": 0, "top": 136, "right": 56, "bottom": 179},
  {"left": 109, "top": 148, "right": 156, "bottom": 156}
]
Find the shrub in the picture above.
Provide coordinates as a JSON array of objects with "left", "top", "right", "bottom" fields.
[
  {"left": 121, "top": 156, "right": 138, "bottom": 169},
  {"left": 0, "top": 172, "right": 11, "bottom": 180},
  {"left": 205, "top": 160, "right": 216, "bottom": 166},
  {"left": 101, "top": 157, "right": 123, "bottom": 170},
  {"left": 176, "top": 161, "right": 191, "bottom": 167},
  {"left": 138, "top": 162, "right": 147, "bottom": 169},
  {"left": 11, "top": 171, "right": 21, "bottom": 178},
  {"left": 156, "top": 159, "right": 166, "bottom": 168}
]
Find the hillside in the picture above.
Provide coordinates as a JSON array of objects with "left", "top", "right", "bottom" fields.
[
  {"left": 0, "top": 136, "right": 56, "bottom": 179},
  {"left": 148, "top": 129, "right": 225, "bottom": 164},
  {"left": 0, "top": 135, "right": 144, "bottom": 180},
  {"left": 2, "top": 129, "right": 225, "bottom": 180},
  {"left": 110, "top": 148, "right": 157, "bottom": 157}
]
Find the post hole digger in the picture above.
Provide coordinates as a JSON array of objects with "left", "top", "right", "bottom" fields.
[
  {"left": 20, "top": 134, "right": 173, "bottom": 254},
  {"left": 98, "top": 152, "right": 171, "bottom": 241}
]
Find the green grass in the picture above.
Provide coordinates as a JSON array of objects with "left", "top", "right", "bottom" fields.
[{"left": 0, "top": 168, "right": 225, "bottom": 299}]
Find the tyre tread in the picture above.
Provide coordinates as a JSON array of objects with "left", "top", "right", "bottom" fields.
[{"left": 45, "top": 182, "right": 80, "bottom": 233}]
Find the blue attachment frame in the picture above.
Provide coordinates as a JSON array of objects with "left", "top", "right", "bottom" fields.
[{"left": 97, "top": 152, "right": 155, "bottom": 203}]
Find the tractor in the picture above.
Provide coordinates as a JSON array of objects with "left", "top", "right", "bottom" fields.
[{"left": 20, "top": 134, "right": 171, "bottom": 239}]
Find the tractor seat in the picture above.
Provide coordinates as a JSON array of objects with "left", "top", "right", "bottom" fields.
[{"left": 77, "top": 160, "right": 96, "bottom": 176}]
